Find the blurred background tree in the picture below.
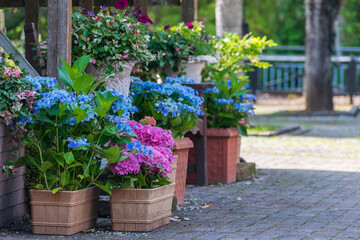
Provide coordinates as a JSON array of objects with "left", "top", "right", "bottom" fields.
[{"left": 1, "top": 0, "right": 359, "bottom": 48}]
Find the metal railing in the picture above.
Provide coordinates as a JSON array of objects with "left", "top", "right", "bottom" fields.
[{"left": 249, "top": 53, "right": 360, "bottom": 103}]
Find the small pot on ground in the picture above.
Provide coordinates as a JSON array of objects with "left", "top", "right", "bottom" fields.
[
  {"left": 207, "top": 128, "right": 240, "bottom": 185},
  {"left": 110, "top": 183, "right": 174, "bottom": 232},
  {"left": 85, "top": 61, "right": 136, "bottom": 96},
  {"left": 173, "top": 138, "right": 193, "bottom": 205},
  {"left": 30, "top": 187, "right": 99, "bottom": 235}
]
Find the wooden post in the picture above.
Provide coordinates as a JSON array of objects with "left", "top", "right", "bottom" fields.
[
  {"left": 79, "top": 0, "right": 94, "bottom": 12},
  {"left": 25, "top": 0, "right": 39, "bottom": 33},
  {"left": 47, "top": 0, "right": 72, "bottom": 80},
  {"left": 181, "top": 0, "right": 197, "bottom": 23},
  {"left": 348, "top": 58, "right": 357, "bottom": 105},
  {"left": 24, "top": 23, "right": 45, "bottom": 76},
  {"left": 134, "top": 0, "right": 148, "bottom": 15},
  {"left": 0, "top": 9, "right": 5, "bottom": 33}
]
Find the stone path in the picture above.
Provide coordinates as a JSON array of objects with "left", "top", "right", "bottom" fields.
[{"left": 1, "top": 110, "right": 360, "bottom": 239}]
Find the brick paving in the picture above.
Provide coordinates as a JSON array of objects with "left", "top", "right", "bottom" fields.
[{"left": 1, "top": 111, "right": 360, "bottom": 239}]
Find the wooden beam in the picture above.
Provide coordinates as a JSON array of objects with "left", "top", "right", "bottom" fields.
[
  {"left": 181, "top": 0, "right": 197, "bottom": 23},
  {"left": 0, "top": 9, "right": 5, "bottom": 33},
  {"left": 47, "top": 0, "right": 72, "bottom": 81},
  {"left": 0, "top": 0, "right": 180, "bottom": 7},
  {"left": 24, "top": 23, "right": 46, "bottom": 76},
  {"left": 134, "top": 0, "right": 148, "bottom": 15},
  {"left": 79, "top": 0, "right": 94, "bottom": 11},
  {"left": 0, "top": 30, "right": 39, "bottom": 77},
  {"left": 25, "top": 0, "right": 39, "bottom": 33}
]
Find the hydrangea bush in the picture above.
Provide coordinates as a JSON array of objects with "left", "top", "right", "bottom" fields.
[
  {"left": 131, "top": 78, "right": 203, "bottom": 138},
  {"left": 205, "top": 70, "right": 256, "bottom": 135},
  {"left": 14, "top": 56, "right": 138, "bottom": 194},
  {"left": 72, "top": 3, "right": 153, "bottom": 76},
  {"left": 108, "top": 118, "right": 175, "bottom": 189}
]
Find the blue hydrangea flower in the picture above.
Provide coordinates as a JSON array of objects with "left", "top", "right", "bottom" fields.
[{"left": 67, "top": 137, "right": 90, "bottom": 148}]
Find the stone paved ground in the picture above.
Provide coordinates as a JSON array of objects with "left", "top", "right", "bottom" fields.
[{"left": 1, "top": 105, "right": 360, "bottom": 240}]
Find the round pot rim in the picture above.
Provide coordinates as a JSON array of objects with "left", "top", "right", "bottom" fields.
[{"left": 207, "top": 127, "right": 240, "bottom": 137}]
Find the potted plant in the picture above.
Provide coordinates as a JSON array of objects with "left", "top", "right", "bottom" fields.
[
  {"left": 72, "top": 3, "right": 153, "bottom": 96},
  {"left": 9, "top": 56, "right": 135, "bottom": 235},
  {"left": 203, "top": 70, "right": 255, "bottom": 184},
  {"left": 143, "top": 21, "right": 216, "bottom": 82},
  {"left": 130, "top": 79, "right": 203, "bottom": 204},
  {"left": 107, "top": 118, "right": 175, "bottom": 232},
  {"left": 0, "top": 54, "right": 35, "bottom": 226}
]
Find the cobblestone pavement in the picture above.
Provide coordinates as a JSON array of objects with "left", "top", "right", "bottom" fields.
[{"left": 1, "top": 110, "right": 360, "bottom": 239}]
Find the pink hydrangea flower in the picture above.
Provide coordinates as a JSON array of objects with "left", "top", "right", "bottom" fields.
[{"left": 108, "top": 120, "right": 175, "bottom": 177}]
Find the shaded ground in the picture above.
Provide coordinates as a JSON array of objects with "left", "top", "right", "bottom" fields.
[{"left": 1, "top": 104, "right": 360, "bottom": 240}]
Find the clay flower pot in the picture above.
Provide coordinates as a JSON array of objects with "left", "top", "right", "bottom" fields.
[
  {"left": 0, "top": 123, "right": 26, "bottom": 227},
  {"left": 29, "top": 187, "right": 99, "bottom": 235},
  {"left": 110, "top": 183, "right": 175, "bottom": 232},
  {"left": 207, "top": 128, "right": 240, "bottom": 185},
  {"left": 173, "top": 137, "right": 193, "bottom": 205},
  {"left": 165, "top": 55, "right": 217, "bottom": 83},
  {"left": 85, "top": 61, "right": 136, "bottom": 96}
]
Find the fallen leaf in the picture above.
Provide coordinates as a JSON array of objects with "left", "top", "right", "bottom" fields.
[{"left": 199, "top": 205, "right": 212, "bottom": 209}]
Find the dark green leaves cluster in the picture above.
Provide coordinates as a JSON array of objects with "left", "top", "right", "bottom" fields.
[{"left": 72, "top": 8, "right": 153, "bottom": 76}]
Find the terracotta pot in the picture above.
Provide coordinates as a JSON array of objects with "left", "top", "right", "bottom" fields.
[
  {"left": 30, "top": 187, "right": 99, "bottom": 235},
  {"left": 0, "top": 123, "right": 27, "bottom": 227},
  {"left": 85, "top": 61, "right": 136, "bottom": 96},
  {"left": 173, "top": 138, "right": 193, "bottom": 205},
  {"left": 207, "top": 128, "right": 240, "bottom": 184},
  {"left": 110, "top": 183, "right": 174, "bottom": 232}
]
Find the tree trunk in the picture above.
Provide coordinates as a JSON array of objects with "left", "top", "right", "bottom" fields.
[
  {"left": 216, "top": 0, "right": 243, "bottom": 38},
  {"left": 304, "top": 0, "right": 343, "bottom": 111}
]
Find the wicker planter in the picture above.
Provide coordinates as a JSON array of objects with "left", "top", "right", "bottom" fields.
[
  {"left": 0, "top": 123, "right": 26, "bottom": 227},
  {"left": 173, "top": 138, "right": 193, "bottom": 205},
  {"left": 207, "top": 128, "right": 240, "bottom": 184},
  {"left": 110, "top": 183, "right": 174, "bottom": 232},
  {"left": 30, "top": 187, "right": 99, "bottom": 235},
  {"left": 85, "top": 61, "right": 135, "bottom": 96}
]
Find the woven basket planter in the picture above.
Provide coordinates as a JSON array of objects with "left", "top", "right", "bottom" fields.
[
  {"left": 85, "top": 61, "right": 135, "bottom": 96},
  {"left": 0, "top": 123, "right": 26, "bottom": 227},
  {"left": 173, "top": 138, "right": 193, "bottom": 205},
  {"left": 30, "top": 187, "right": 99, "bottom": 235},
  {"left": 207, "top": 128, "right": 240, "bottom": 184},
  {"left": 110, "top": 183, "right": 174, "bottom": 232}
]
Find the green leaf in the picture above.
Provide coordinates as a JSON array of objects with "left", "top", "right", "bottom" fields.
[
  {"left": 73, "top": 107, "right": 88, "bottom": 123},
  {"left": 94, "top": 183, "right": 111, "bottom": 195},
  {"left": 98, "top": 146, "right": 122, "bottom": 164},
  {"left": 34, "top": 184, "right": 46, "bottom": 190},
  {"left": 41, "top": 161, "right": 53, "bottom": 171},
  {"left": 64, "top": 152, "right": 75, "bottom": 165},
  {"left": 74, "top": 55, "right": 91, "bottom": 74},
  {"left": 105, "top": 180, "right": 119, "bottom": 189},
  {"left": 52, "top": 187, "right": 63, "bottom": 194},
  {"left": 237, "top": 125, "right": 248, "bottom": 136},
  {"left": 58, "top": 65, "right": 74, "bottom": 90},
  {"left": 67, "top": 162, "right": 82, "bottom": 169},
  {"left": 73, "top": 74, "right": 94, "bottom": 93},
  {"left": 60, "top": 171, "right": 71, "bottom": 186},
  {"left": 53, "top": 153, "right": 65, "bottom": 168},
  {"left": 122, "top": 178, "right": 134, "bottom": 189},
  {"left": 46, "top": 172, "right": 59, "bottom": 189}
]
